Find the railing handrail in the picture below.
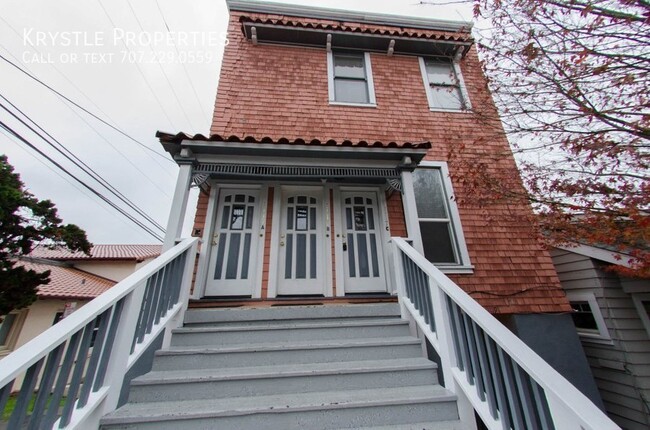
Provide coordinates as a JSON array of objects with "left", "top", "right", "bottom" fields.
[
  {"left": 392, "top": 237, "right": 617, "bottom": 429},
  {"left": 0, "top": 237, "right": 198, "bottom": 389}
]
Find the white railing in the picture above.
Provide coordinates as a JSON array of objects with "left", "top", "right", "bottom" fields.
[
  {"left": 392, "top": 237, "right": 619, "bottom": 430},
  {"left": 0, "top": 237, "right": 199, "bottom": 430}
]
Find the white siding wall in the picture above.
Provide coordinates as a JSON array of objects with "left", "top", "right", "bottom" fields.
[{"left": 551, "top": 248, "right": 650, "bottom": 430}]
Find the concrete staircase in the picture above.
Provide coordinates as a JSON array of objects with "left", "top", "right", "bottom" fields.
[{"left": 100, "top": 303, "right": 466, "bottom": 429}]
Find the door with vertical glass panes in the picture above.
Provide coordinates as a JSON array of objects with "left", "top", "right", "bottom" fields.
[
  {"left": 277, "top": 189, "right": 326, "bottom": 295},
  {"left": 205, "top": 190, "right": 261, "bottom": 296},
  {"left": 341, "top": 192, "right": 387, "bottom": 293}
]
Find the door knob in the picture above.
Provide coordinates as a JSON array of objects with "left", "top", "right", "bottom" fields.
[
  {"left": 280, "top": 241, "right": 285, "bottom": 246},
  {"left": 343, "top": 243, "right": 347, "bottom": 251}
]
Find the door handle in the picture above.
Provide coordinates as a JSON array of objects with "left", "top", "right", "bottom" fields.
[
  {"left": 342, "top": 243, "right": 347, "bottom": 251},
  {"left": 280, "top": 241, "right": 285, "bottom": 246},
  {"left": 212, "top": 234, "right": 219, "bottom": 246}
]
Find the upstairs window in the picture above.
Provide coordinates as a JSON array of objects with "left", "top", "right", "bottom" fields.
[
  {"left": 327, "top": 51, "right": 376, "bottom": 106},
  {"left": 419, "top": 57, "right": 470, "bottom": 111},
  {"left": 412, "top": 162, "right": 472, "bottom": 271}
]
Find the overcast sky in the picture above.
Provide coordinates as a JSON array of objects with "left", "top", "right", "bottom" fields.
[{"left": 0, "top": 0, "right": 472, "bottom": 245}]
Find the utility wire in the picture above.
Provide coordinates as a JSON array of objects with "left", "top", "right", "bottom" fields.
[
  {"left": 0, "top": 53, "right": 174, "bottom": 164},
  {"left": 0, "top": 96, "right": 166, "bottom": 233},
  {"left": 96, "top": 0, "right": 179, "bottom": 130},
  {"left": 0, "top": 53, "right": 175, "bottom": 195},
  {"left": 0, "top": 127, "right": 146, "bottom": 238},
  {"left": 0, "top": 120, "right": 164, "bottom": 242},
  {"left": 126, "top": 0, "right": 200, "bottom": 130},
  {"left": 153, "top": 0, "right": 212, "bottom": 125}
]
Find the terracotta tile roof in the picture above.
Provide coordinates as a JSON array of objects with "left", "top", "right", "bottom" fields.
[
  {"left": 238, "top": 13, "right": 473, "bottom": 43},
  {"left": 29, "top": 244, "right": 162, "bottom": 262},
  {"left": 17, "top": 260, "right": 115, "bottom": 300},
  {"left": 155, "top": 131, "right": 432, "bottom": 149}
]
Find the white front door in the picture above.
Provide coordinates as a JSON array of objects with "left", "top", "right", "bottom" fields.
[
  {"left": 341, "top": 191, "right": 387, "bottom": 293},
  {"left": 276, "top": 189, "right": 326, "bottom": 295},
  {"left": 205, "top": 190, "right": 262, "bottom": 296}
]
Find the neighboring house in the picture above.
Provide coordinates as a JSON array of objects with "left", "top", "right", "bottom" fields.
[
  {"left": 0, "top": 245, "right": 161, "bottom": 358},
  {"left": 0, "top": 260, "right": 114, "bottom": 359},
  {"left": 29, "top": 244, "right": 162, "bottom": 282},
  {"left": 551, "top": 244, "right": 650, "bottom": 430},
  {"left": 155, "top": 0, "right": 601, "bottom": 405}
]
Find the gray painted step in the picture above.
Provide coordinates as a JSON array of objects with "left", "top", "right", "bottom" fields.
[
  {"left": 101, "top": 386, "right": 458, "bottom": 430},
  {"left": 129, "top": 358, "right": 438, "bottom": 402},
  {"left": 171, "top": 318, "right": 410, "bottom": 346},
  {"left": 184, "top": 303, "right": 400, "bottom": 326},
  {"left": 343, "top": 421, "right": 469, "bottom": 430},
  {"left": 153, "top": 336, "right": 423, "bottom": 371}
]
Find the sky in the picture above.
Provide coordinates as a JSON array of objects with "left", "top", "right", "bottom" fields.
[{"left": 0, "top": 0, "right": 473, "bottom": 245}]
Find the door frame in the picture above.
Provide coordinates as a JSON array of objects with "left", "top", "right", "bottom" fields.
[
  {"left": 195, "top": 183, "right": 268, "bottom": 299},
  {"left": 267, "top": 184, "right": 333, "bottom": 298},
  {"left": 332, "top": 185, "right": 393, "bottom": 296}
]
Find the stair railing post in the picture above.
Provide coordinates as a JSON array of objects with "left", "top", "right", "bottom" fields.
[
  {"left": 429, "top": 277, "right": 477, "bottom": 429},
  {"left": 162, "top": 240, "right": 199, "bottom": 349},
  {"left": 98, "top": 282, "right": 147, "bottom": 417},
  {"left": 391, "top": 241, "right": 410, "bottom": 320}
]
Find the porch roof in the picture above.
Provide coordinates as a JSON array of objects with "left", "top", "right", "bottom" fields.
[{"left": 156, "top": 132, "right": 431, "bottom": 165}]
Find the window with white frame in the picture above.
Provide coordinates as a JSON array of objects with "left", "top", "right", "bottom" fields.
[
  {"left": 0, "top": 311, "right": 25, "bottom": 354},
  {"left": 566, "top": 292, "right": 610, "bottom": 340},
  {"left": 412, "top": 163, "right": 471, "bottom": 270},
  {"left": 327, "top": 51, "right": 376, "bottom": 106},
  {"left": 419, "top": 57, "right": 469, "bottom": 111}
]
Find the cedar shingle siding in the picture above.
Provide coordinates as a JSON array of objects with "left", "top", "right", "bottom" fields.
[{"left": 199, "top": 9, "right": 570, "bottom": 314}]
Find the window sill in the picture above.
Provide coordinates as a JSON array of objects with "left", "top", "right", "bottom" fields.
[
  {"left": 438, "top": 265, "right": 474, "bottom": 275},
  {"left": 428, "top": 107, "right": 472, "bottom": 113},
  {"left": 329, "top": 101, "right": 377, "bottom": 108},
  {"left": 577, "top": 332, "right": 613, "bottom": 346}
]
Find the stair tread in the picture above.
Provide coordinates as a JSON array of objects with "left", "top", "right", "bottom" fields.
[
  {"left": 177, "top": 317, "right": 408, "bottom": 332},
  {"left": 102, "top": 385, "right": 456, "bottom": 424},
  {"left": 159, "top": 336, "right": 421, "bottom": 355},
  {"left": 184, "top": 303, "right": 400, "bottom": 323},
  {"left": 134, "top": 357, "right": 436, "bottom": 385},
  {"left": 342, "top": 421, "right": 468, "bottom": 430}
]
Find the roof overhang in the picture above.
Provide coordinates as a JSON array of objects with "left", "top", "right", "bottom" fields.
[
  {"left": 227, "top": 0, "right": 473, "bottom": 32},
  {"left": 241, "top": 21, "right": 470, "bottom": 58},
  {"left": 157, "top": 132, "right": 430, "bottom": 165},
  {"left": 157, "top": 132, "right": 430, "bottom": 184}
]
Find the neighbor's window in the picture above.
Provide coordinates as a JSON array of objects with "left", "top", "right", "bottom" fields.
[
  {"left": 412, "top": 163, "right": 471, "bottom": 270},
  {"left": 419, "top": 57, "right": 469, "bottom": 111},
  {"left": 567, "top": 292, "right": 610, "bottom": 340},
  {"left": 570, "top": 301, "right": 599, "bottom": 332},
  {"left": 0, "top": 311, "right": 24, "bottom": 353},
  {"left": 328, "top": 51, "right": 376, "bottom": 105}
]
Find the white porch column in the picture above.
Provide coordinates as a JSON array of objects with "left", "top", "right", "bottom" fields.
[
  {"left": 400, "top": 168, "right": 424, "bottom": 254},
  {"left": 163, "top": 149, "right": 195, "bottom": 251}
]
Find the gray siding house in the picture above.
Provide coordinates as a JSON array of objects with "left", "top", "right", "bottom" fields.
[{"left": 551, "top": 245, "right": 650, "bottom": 429}]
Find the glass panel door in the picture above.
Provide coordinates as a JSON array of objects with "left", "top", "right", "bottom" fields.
[
  {"left": 205, "top": 190, "right": 261, "bottom": 296},
  {"left": 277, "top": 190, "right": 325, "bottom": 295},
  {"left": 341, "top": 191, "right": 387, "bottom": 293}
]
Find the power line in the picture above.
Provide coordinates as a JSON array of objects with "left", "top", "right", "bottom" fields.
[
  {"left": 126, "top": 0, "right": 200, "bottom": 130},
  {"left": 0, "top": 127, "right": 146, "bottom": 238},
  {"left": 0, "top": 120, "right": 164, "bottom": 242},
  {"left": 153, "top": 0, "right": 212, "bottom": 126},
  {"left": 96, "top": 0, "right": 179, "bottom": 130},
  {"left": 0, "top": 96, "right": 166, "bottom": 234},
  {"left": 0, "top": 53, "right": 175, "bottom": 196},
  {"left": 0, "top": 53, "right": 174, "bottom": 165}
]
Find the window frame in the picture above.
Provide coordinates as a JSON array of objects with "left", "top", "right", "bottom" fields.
[
  {"left": 0, "top": 310, "right": 26, "bottom": 355},
  {"left": 632, "top": 293, "right": 650, "bottom": 338},
  {"left": 413, "top": 161, "right": 472, "bottom": 273},
  {"left": 418, "top": 56, "right": 471, "bottom": 112},
  {"left": 327, "top": 50, "right": 377, "bottom": 107},
  {"left": 566, "top": 291, "right": 611, "bottom": 342}
]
